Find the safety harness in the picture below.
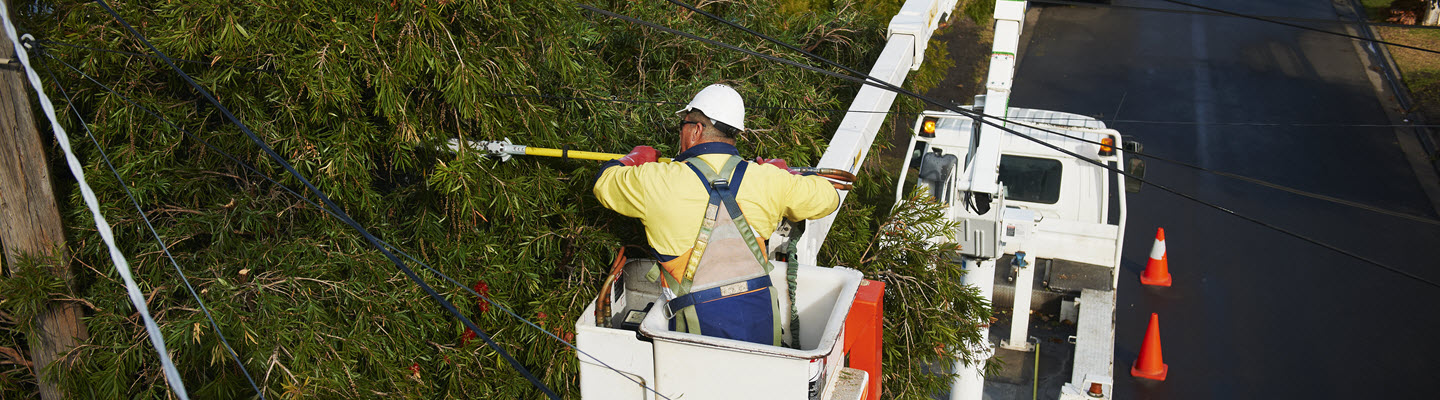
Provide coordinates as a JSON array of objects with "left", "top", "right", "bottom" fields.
[{"left": 657, "top": 155, "right": 785, "bottom": 346}]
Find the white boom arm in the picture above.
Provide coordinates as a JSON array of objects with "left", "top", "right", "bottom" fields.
[
  {"left": 956, "top": 0, "right": 1025, "bottom": 195},
  {"left": 793, "top": 0, "right": 957, "bottom": 264}
]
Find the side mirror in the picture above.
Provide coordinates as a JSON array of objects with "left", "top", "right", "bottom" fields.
[
  {"left": 1125, "top": 157, "right": 1146, "bottom": 193},
  {"left": 1122, "top": 139, "right": 1143, "bottom": 153}
]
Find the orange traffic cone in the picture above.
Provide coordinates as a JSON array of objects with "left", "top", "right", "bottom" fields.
[
  {"left": 1131, "top": 313, "right": 1168, "bottom": 381},
  {"left": 1140, "top": 227, "right": 1171, "bottom": 287}
]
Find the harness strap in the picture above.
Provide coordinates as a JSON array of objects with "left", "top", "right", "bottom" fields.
[
  {"left": 664, "top": 275, "right": 772, "bottom": 318},
  {"left": 681, "top": 156, "right": 758, "bottom": 292},
  {"left": 658, "top": 156, "right": 742, "bottom": 296},
  {"left": 672, "top": 155, "right": 786, "bottom": 345},
  {"left": 717, "top": 184, "right": 768, "bottom": 269}
]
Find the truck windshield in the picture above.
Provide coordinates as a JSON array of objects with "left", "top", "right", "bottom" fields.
[{"left": 999, "top": 155, "right": 1062, "bottom": 204}]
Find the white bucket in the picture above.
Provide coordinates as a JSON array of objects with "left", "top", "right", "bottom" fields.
[{"left": 638, "top": 264, "right": 864, "bottom": 400}]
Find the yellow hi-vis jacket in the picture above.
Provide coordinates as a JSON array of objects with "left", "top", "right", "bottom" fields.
[{"left": 593, "top": 143, "right": 840, "bottom": 282}]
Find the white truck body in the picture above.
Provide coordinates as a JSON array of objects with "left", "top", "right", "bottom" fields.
[{"left": 894, "top": 107, "right": 1130, "bottom": 399}]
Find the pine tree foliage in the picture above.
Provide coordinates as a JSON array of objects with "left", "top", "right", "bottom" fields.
[{"left": 0, "top": 0, "right": 988, "bottom": 398}]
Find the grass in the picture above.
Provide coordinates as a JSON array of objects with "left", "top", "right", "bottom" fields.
[
  {"left": 1363, "top": 0, "right": 1398, "bottom": 20},
  {"left": 964, "top": 0, "right": 995, "bottom": 24},
  {"left": 1378, "top": 26, "right": 1440, "bottom": 119}
]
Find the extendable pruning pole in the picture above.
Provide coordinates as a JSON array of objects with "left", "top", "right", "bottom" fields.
[
  {"left": 448, "top": 138, "right": 674, "bottom": 162},
  {"left": 447, "top": 138, "right": 857, "bottom": 190}
]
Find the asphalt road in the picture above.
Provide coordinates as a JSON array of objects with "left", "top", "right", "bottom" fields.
[{"left": 1007, "top": 0, "right": 1440, "bottom": 398}]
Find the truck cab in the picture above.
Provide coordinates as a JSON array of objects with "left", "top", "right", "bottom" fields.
[{"left": 894, "top": 105, "right": 1143, "bottom": 399}]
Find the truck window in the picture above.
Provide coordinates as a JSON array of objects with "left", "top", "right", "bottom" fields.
[{"left": 999, "top": 155, "right": 1062, "bottom": 204}]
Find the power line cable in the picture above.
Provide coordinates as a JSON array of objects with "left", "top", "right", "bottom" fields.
[
  {"left": 622, "top": 0, "right": 1440, "bottom": 289},
  {"left": 484, "top": 87, "right": 1439, "bottom": 223},
  {"left": 1100, "top": 118, "right": 1440, "bottom": 128},
  {"left": 440, "top": 85, "right": 1440, "bottom": 218},
  {"left": 578, "top": 5, "right": 902, "bottom": 94},
  {"left": 491, "top": 90, "right": 1440, "bottom": 129},
  {"left": 500, "top": 89, "right": 1440, "bottom": 127},
  {"left": 490, "top": 91, "right": 924, "bottom": 115},
  {"left": 659, "top": 0, "right": 1440, "bottom": 287},
  {"left": 45, "top": 30, "right": 675, "bottom": 400},
  {"left": 43, "top": 40, "right": 917, "bottom": 118},
  {"left": 60, "top": 24, "right": 1437, "bottom": 261},
  {"left": 489, "top": 84, "right": 1440, "bottom": 224},
  {"left": 912, "top": 107, "right": 1440, "bottom": 225},
  {"left": 1031, "top": 0, "right": 1440, "bottom": 31},
  {"left": 1000, "top": 118, "right": 1440, "bottom": 226},
  {"left": 0, "top": 4, "right": 191, "bottom": 397},
  {"left": 39, "top": 57, "right": 267, "bottom": 400},
  {"left": 1154, "top": 0, "right": 1440, "bottom": 55},
  {"left": 92, "top": 1, "right": 560, "bottom": 397}
]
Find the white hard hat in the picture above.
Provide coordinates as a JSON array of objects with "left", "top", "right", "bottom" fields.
[{"left": 676, "top": 83, "right": 745, "bottom": 132}]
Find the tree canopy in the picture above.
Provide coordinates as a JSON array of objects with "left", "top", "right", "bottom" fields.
[{"left": 0, "top": 0, "right": 988, "bottom": 398}]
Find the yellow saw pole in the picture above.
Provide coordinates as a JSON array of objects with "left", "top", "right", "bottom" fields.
[
  {"left": 446, "top": 138, "right": 851, "bottom": 189},
  {"left": 523, "top": 146, "right": 673, "bottom": 163},
  {"left": 446, "top": 138, "right": 672, "bottom": 162}
]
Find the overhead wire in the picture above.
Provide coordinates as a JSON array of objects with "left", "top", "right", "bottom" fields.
[
  {"left": 63, "top": 28, "right": 1437, "bottom": 223},
  {"left": 999, "top": 117, "right": 1440, "bottom": 226},
  {"left": 910, "top": 107, "right": 1440, "bottom": 226},
  {"left": 487, "top": 86, "right": 1440, "bottom": 225},
  {"left": 613, "top": 0, "right": 1440, "bottom": 289},
  {"left": 660, "top": 0, "right": 1440, "bottom": 287},
  {"left": 91, "top": 1, "right": 560, "bottom": 398},
  {"left": 490, "top": 91, "right": 925, "bottom": 115},
  {"left": 1154, "top": 0, "right": 1440, "bottom": 55},
  {"left": 1046, "top": 116, "right": 1440, "bottom": 128},
  {"left": 46, "top": 18, "right": 674, "bottom": 400},
  {"left": 357, "top": 77, "right": 1440, "bottom": 227},
  {"left": 578, "top": 5, "right": 902, "bottom": 94},
  {"left": 1117, "top": 120, "right": 1440, "bottom": 127},
  {"left": 38, "top": 56, "right": 267, "bottom": 400},
  {"left": 54, "top": 0, "right": 1437, "bottom": 122},
  {"left": 41, "top": 41, "right": 925, "bottom": 119},
  {"left": 27, "top": 39, "right": 898, "bottom": 117},
  {"left": 1031, "top": 0, "right": 1440, "bottom": 31}
]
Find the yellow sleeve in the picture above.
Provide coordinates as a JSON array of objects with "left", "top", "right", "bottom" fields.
[
  {"left": 746, "top": 162, "right": 840, "bottom": 222},
  {"left": 592, "top": 164, "right": 650, "bottom": 218},
  {"left": 780, "top": 173, "right": 841, "bottom": 221}
]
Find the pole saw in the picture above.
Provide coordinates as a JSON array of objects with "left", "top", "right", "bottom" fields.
[{"left": 447, "top": 138, "right": 857, "bottom": 190}]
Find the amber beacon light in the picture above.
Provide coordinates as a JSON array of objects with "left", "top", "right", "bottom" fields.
[
  {"left": 1099, "top": 135, "right": 1115, "bottom": 156},
  {"left": 920, "top": 116, "right": 938, "bottom": 138}
]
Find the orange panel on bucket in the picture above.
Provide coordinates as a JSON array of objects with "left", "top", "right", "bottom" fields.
[{"left": 844, "top": 279, "right": 885, "bottom": 399}]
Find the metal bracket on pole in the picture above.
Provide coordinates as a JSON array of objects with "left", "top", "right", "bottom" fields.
[{"left": 446, "top": 137, "right": 527, "bottom": 162}]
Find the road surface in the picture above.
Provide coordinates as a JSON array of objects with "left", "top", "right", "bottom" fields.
[{"left": 1008, "top": 0, "right": 1440, "bottom": 398}]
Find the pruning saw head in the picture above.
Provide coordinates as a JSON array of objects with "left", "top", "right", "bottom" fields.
[{"left": 446, "top": 137, "right": 522, "bottom": 162}]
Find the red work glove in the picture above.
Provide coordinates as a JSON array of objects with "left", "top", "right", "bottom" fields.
[
  {"left": 617, "top": 146, "right": 658, "bottom": 166},
  {"left": 754, "top": 157, "right": 800, "bottom": 174}
]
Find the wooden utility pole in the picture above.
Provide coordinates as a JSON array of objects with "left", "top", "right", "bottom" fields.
[{"left": 0, "top": 19, "right": 87, "bottom": 400}]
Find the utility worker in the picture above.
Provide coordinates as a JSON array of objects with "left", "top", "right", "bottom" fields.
[{"left": 593, "top": 83, "right": 840, "bottom": 346}]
